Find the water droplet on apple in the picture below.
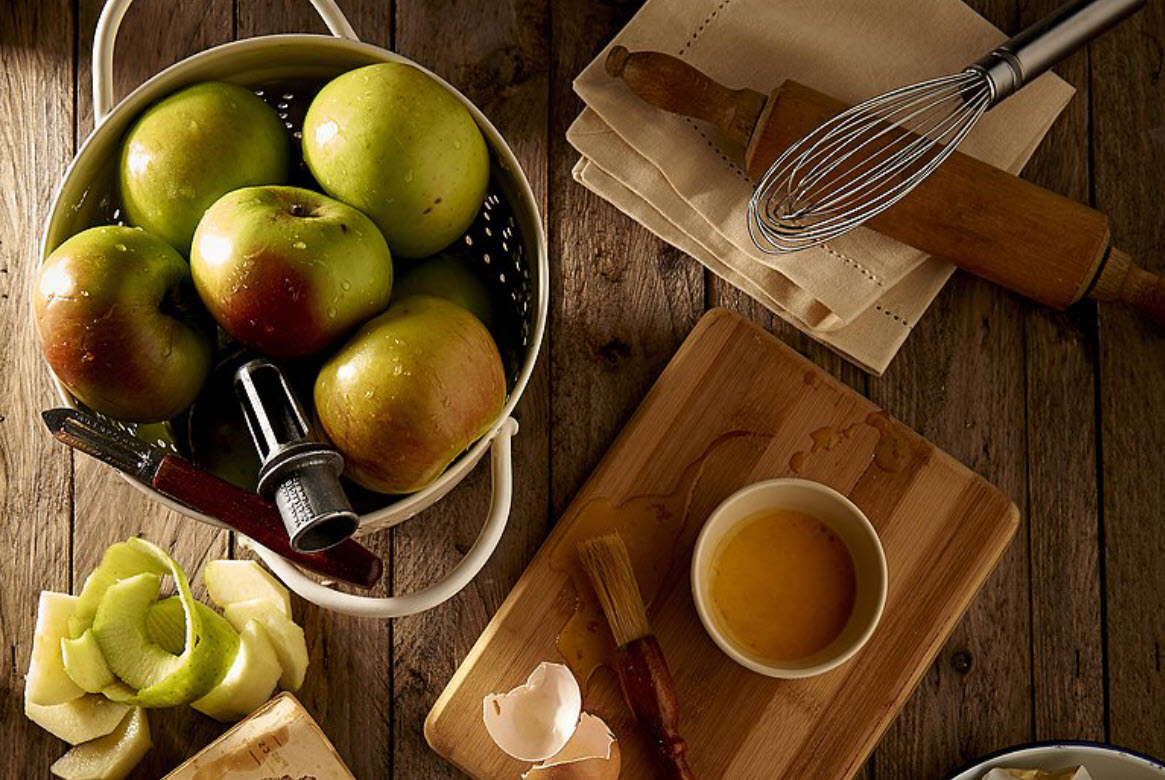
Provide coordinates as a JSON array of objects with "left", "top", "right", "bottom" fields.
[
  {"left": 327, "top": 307, "right": 337, "bottom": 318},
  {"left": 341, "top": 280, "right": 351, "bottom": 291},
  {"left": 293, "top": 241, "right": 307, "bottom": 250},
  {"left": 114, "top": 243, "right": 127, "bottom": 252},
  {"left": 404, "top": 170, "right": 414, "bottom": 183},
  {"left": 81, "top": 351, "right": 95, "bottom": 362}
]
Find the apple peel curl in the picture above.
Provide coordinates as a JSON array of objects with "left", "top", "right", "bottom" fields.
[{"left": 79, "top": 538, "right": 239, "bottom": 708}]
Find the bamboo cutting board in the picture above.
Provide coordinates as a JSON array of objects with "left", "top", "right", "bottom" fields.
[{"left": 426, "top": 309, "right": 1018, "bottom": 779}]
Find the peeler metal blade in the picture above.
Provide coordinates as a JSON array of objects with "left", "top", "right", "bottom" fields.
[{"left": 42, "top": 408, "right": 165, "bottom": 482}]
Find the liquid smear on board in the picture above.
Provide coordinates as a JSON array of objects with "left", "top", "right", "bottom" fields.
[
  {"left": 549, "top": 431, "right": 771, "bottom": 687},
  {"left": 788, "top": 411, "right": 912, "bottom": 476}
]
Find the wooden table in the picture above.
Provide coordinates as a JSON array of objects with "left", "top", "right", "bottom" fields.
[{"left": 0, "top": 1, "right": 1161, "bottom": 777}]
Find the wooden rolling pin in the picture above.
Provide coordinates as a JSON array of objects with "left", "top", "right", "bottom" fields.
[{"left": 606, "top": 46, "right": 1165, "bottom": 325}]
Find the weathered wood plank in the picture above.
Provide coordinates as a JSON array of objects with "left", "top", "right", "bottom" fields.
[
  {"left": 0, "top": 0, "right": 76, "bottom": 773},
  {"left": 868, "top": 5, "right": 1032, "bottom": 776},
  {"left": 391, "top": 0, "right": 550, "bottom": 777},
  {"left": 1091, "top": 0, "right": 1165, "bottom": 757},
  {"left": 549, "top": 0, "right": 705, "bottom": 518},
  {"left": 72, "top": 1, "right": 234, "bottom": 774},
  {"left": 1018, "top": 0, "right": 1105, "bottom": 743}
]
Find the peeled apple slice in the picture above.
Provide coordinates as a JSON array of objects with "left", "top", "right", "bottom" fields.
[
  {"left": 204, "top": 559, "right": 292, "bottom": 617},
  {"left": 192, "top": 619, "right": 282, "bottom": 722},
  {"left": 25, "top": 693, "right": 130, "bottom": 746},
  {"left": 50, "top": 707, "right": 151, "bottom": 780},
  {"left": 100, "top": 683, "right": 138, "bottom": 704},
  {"left": 222, "top": 600, "right": 308, "bottom": 691},
  {"left": 69, "top": 541, "right": 166, "bottom": 639},
  {"left": 93, "top": 570, "right": 240, "bottom": 707},
  {"left": 61, "top": 631, "right": 115, "bottom": 693},
  {"left": 27, "top": 592, "right": 86, "bottom": 706}
]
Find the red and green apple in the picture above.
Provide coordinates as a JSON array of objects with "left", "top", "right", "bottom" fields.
[
  {"left": 35, "top": 225, "right": 212, "bottom": 423},
  {"left": 314, "top": 295, "right": 506, "bottom": 494},
  {"left": 190, "top": 185, "right": 394, "bottom": 358}
]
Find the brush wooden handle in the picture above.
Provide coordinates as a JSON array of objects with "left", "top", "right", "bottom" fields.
[
  {"left": 615, "top": 636, "right": 695, "bottom": 779},
  {"left": 155, "top": 456, "right": 384, "bottom": 588},
  {"left": 605, "top": 45, "right": 765, "bottom": 153}
]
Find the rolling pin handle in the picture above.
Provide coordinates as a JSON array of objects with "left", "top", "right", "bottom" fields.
[
  {"left": 1088, "top": 247, "right": 1165, "bottom": 327},
  {"left": 605, "top": 45, "right": 766, "bottom": 152}
]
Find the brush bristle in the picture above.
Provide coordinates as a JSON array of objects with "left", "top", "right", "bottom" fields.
[{"left": 577, "top": 533, "right": 651, "bottom": 646}]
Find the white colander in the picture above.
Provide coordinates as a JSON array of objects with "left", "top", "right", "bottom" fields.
[{"left": 37, "top": 0, "right": 548, "bottom": 618}]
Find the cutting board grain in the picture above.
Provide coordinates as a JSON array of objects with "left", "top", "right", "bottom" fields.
[{"left": 425, "top": 308, "right": 1019, "bottom": 779}]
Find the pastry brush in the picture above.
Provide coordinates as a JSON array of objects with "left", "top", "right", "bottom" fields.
[{"left": 578, "top": 532, "right": 695, "bottom": 779}]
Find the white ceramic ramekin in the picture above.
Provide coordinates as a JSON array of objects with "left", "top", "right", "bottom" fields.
[{"left": 691, "top": 478, "right": 888, "bottom": 679}]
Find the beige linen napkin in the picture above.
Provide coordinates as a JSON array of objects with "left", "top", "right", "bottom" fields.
[{"left": 568, "top": 0, "right": 1075, "bottom": 373}]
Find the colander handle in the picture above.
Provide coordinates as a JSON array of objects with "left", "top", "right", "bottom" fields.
[
  {"left": 92, "top": 0, "right": 360, "bottom": 123},
  {"left": 246, "top": 418, "right": 519, "bottom": 618}
]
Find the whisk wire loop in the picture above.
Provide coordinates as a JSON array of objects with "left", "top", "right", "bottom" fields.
[{"left": 748, "top": 70, "right": 992, "bottom": 253}]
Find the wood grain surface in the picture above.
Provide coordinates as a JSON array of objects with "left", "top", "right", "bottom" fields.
[
  {"left": 0, "top": 0, "right": 1161, "bottom": 777},
  {"left": 426, "top": 309, "right": 1020, "bottom": 779}
]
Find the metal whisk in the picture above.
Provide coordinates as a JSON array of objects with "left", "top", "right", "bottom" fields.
[{"left": 748, "top": 0, "right": 1143, "bottom": 254}]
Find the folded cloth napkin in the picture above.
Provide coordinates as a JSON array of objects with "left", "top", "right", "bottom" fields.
[{"left": 568, "top": 0, "right": 1075, "bottom": 373}]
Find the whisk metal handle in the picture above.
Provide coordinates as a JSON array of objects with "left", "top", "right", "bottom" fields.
[{"left": 972, "top": 0, "right": 1144, "bottom": 103}]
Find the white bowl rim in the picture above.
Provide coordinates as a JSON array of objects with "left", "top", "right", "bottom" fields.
[
  {"left": 690, "top": 477, "right": 889, "bottom": 679},
  {"left": 37, "top": 32, "right": 549, "bottom": 534},
  {"left": 945, "top": 741, "right": 1165, "bottom": 779}
]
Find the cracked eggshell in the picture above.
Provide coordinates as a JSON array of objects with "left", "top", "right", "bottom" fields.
[
  {"left": 523, "top": 712, "right": 621, "bottom": 780},
  {"left": 483, "top": 662, "right": 583, "bottom": 762}
]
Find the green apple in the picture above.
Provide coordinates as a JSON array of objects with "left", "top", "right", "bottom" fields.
[
  {"left": 61, "top": 631, "right": 115, "bottom": 694},
  {"left": 204, "top": 559, "right": 291, "bottom": 617},
  {"left": 27, "top": 592, "right": 86, "bottom": 706},
  {"left": 393, "top": 253, "right": 492, "bottom": 326},
  {"left": 303, "top": 62, "right": 489, "bottom": 258},
  {"left": 222, "top": 600, "right": 308, "bottom": 691},
  {"left": 314, "top": 296, "right": 506, "bottom": 493},
  {"left": 191, "top": 186, "right": 393, "bottom": 358},
  {"left": 192, "top": 620, "right": 282, "bottom": 722},
  {"left": 35, "top": 226, "right": 212, "bottom": 423},
  {"left": 25, "top": 693, "right": 130, "bottom": 746},
  {"left": 50, "top": 707, "right": 151, "bottom": 780},
  {"left": 119, "top": 81, "right": 289, "bottom": 253}
]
